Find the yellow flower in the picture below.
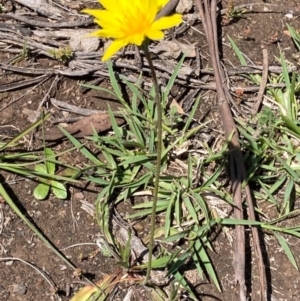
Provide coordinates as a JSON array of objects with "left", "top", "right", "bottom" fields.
[{"left": 82, "top": 0, "right": 182, "bottom": 61}]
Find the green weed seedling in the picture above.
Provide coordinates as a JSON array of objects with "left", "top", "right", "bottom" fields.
[
  {"left": 49, "top": 46, "right": 73, "bottom": 64},
  {"left": 225, "top": 0, "right": 246, "bottom": 22},
  {"left": 33, "top": 148, "right": 67, "bottom": 200},
  {"left": 0, "top": 115, "right": 88, "bottom": 288},
  {"left": 287, "top": 24, "right": 300, "bottom": 52}
]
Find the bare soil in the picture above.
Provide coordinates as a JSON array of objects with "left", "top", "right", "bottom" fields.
[{"left": 1, "top": 1, "right": 300, "bottom": 300}]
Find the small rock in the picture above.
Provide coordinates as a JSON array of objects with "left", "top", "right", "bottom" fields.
[
  {"left": 11, "top": 283, "right": 27, "bottom": 295},
  {"left": 151, "top": 40, "right": 181, "bottom": 59},
  {"left": 69, "top": 30, "right": 100, "bottom": 53},
  {"left": 176, "top": 0, "right": 193, "bottom": 14},
  {"left": 75, "top": 192, "right": 85, "bottom": 200},
  {"left": 180, "top": 65, "right": 195, "bottom": 76},
  {"left": 152, "top": 40, "right": 196, "bottom": 59}
]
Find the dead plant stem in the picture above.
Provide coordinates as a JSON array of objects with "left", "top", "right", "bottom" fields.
[{"left": 194, "top": 0, "right": 266, "bottom": 300}]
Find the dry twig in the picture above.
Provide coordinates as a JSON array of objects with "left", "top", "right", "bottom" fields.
[
  {"left": 252, "top": 48, "right": 269, "bottom": 115},
  {"left": 194, "top": 1, "right": 266, "bottom": 300}
]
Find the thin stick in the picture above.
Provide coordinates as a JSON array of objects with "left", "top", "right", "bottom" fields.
[
  {"left": 194, "top": 1, "right": 261, "bottom": 300},
  {"left": 156, "top": 0, "right": 179, "bottom": 19},
  {"left": 1, "top": 13, "right": 93, "bottom": 28},
  {"left": 0, "top": 257, "right": 58, "bottom": 294},
  {"left": 252, "top": 48, "right": 269, "bottom": 114},
  {"left": 33, "top": 75, "right": 61, "bottom": 123},
  {"left": 195, "top": 1, "right": 268, "bottom": 300},
  {"left": 0, "top": 76, "right": 49, "bottom": 112}
]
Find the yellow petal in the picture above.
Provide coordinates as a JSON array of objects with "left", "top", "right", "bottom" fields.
[
  {"left": 82, "top": 0, "right": 182, "bottom": 55},
  {"left": 93, "top": 11, "right": 123, "bottom": 30},
  {"left": 89, "top": 29, "right": 124, "bottom": 39},
  {"left": 102, "top": 39, "right": 128, "bottom": 61},
  {"left": 152, "top": 14, "right": 182, "bottom": 31},
  {"left": 145, "top": 29, "right": 164, "bottom": 41},
  {"left": 127, "top": 33, "right": 145, "bottom": 46},
  {"left": 98, "top": 0, "right": 126, "bottom": 13},
  {"left": 146, "top": 0, "right": 158, "bottom": 23}
]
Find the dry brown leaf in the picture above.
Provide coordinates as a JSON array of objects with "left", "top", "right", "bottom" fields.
[
  {"left": 283, "top": 30, "right": 291, "bottom": 37},
  {"left": 170, "top": 99, "right": 185, "bottom": 114},
  {"left": 41, "top": 113, "right": 124, "bottom": 141}
]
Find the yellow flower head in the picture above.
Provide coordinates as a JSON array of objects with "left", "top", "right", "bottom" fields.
[{"left": 82, "top": 0, "right": 182, "bottom": 61}]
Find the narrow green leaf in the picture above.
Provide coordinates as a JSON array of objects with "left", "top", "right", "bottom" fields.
[
  {"left": 0, "top": 112, "right": 51, "bottom": 151},
  {"left": 137, "top": 255, "right": 172, "bottom": 269},
  {"left": 107, "top": 59, "right": 123, "bottom": 100},
  {"left": 58, "top": 126, "right": 103, "bottom": 165},
  {"left": 175, "top": 189, "right": 182, "bottom": 227},
  {"left": 163, "top": 54, "right": 186, "bottom": 102},
  {"left": 227, "top": 36, "right": 247, "bottom": 65},
  {"left": 172, "top": 271, "right": 199, "bottom": 301},
  {"left": 273, "top": 232, "right": 298, "bottom": 270},
  {"left": 165, "top": 194, "right": 175, "bottom": 237},
  {"left": 118, "top": 154, "right": 155, "bottom": 166},
  {"left": 166, "top": 251, "right": 191, "bottom": 276},
  {"left": 183, "top": 196, "right": 198, "bottom": 223},
  {"left": 126, "top": 206, "right": 167, "bottom": 219},
  {"left": 283, "top": 178, "right": 295, "bottom": 215},
  {"left": 194, "top": 239, "right": 221, "bottom": 291},
  {"left": 181, "top": 96, "right": 201, "bottom": 140},
  {"left": 164, "top": 231, "right": 189, "bottom": 243}
]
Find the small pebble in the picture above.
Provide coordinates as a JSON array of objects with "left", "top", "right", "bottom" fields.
[
  {"left": 176, "top": 0, "right": 193, "bottom": 14},
  {"left": 11, "top": 283, "right": 27, "bottom": 295},
  {"left": 75, "top": 192, "right": 85, "bottom": 199}
]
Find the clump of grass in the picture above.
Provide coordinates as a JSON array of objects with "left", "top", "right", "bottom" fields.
[
  {"left": 287, "top": 24, "right": 300, "bottom": 52},
  {"left": 69, "top": 44, "right": 300, "bottom": 297},
  {"left": 65, "top": 58, "right": 233, "bottom": 299},
  {"left": 49, "top": 46, "right": 73, "bottom": 64},
  {"left": 229, "top": 35, "right": 300, "bottom": 270}
]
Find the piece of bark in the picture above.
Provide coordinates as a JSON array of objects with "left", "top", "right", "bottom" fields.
[
  {"left": 13, "top": 0, "right": 66, "bottom": 19},
  {"left": 39, "top": 113, "right": 124, "bottom": 141}
]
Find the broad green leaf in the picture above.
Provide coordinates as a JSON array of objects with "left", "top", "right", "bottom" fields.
[
  {"left": 51, "top": 181, "right": 67, "bottom": 199},
  {"left": 45, "top": 148, "right": 55, "bottom": 175},
  {"left": 35, "top": 164, "right": 47, "bottom": 174},
  {"left": 33, "top": 183, "right": 50, "bottom": 200}
]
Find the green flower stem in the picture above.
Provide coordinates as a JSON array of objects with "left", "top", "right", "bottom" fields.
[{"left": 143, "top": 44, "right": 163, "bottom": 284}]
